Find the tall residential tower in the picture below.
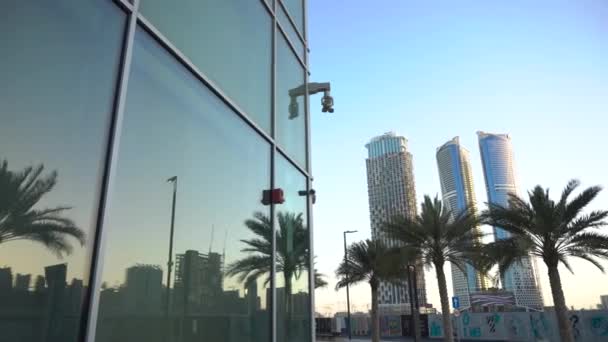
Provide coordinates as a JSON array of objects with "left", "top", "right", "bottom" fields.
[
  {"left": 477, "top": 131, "right": 544, "bottom": 311},
  {"left": 436, "top": 137, "right": 487, "bottom": 309},
  {"left": 365, "top": 132, "right": 426, "bottom": 314}
]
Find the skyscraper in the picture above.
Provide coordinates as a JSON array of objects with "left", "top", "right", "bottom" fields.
[
  {"left": 477, "top": 131, "right": 544, "bottom": 311},
  {"left": 436, "top": 137, "right": 487, "bottom": 309},
  {"left": 365, "top": 132, "right": 426, "bottom": 313}
]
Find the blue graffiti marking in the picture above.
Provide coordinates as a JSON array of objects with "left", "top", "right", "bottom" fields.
[
  {"left": 590, "top": 316, "right": 608, "bottom": 336},
  {"left": 430, "top": 321, "right": 442, "bottom": 337}
]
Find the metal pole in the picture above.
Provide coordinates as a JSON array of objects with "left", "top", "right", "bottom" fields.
[
  {"left": 343, "top": 232, "right": 352, "bottom": 340},
  {"left": 166, "top": 176, "right": 177, "bottom": 320},
  {"left": 412, "top": 265, "right": 419, "bottom": 342},
  {"left": 408, "top": 270, "right": 414, "bottom": 335},
  {"left": 407, "top": 266, "right": 416, "bottom": 341}
]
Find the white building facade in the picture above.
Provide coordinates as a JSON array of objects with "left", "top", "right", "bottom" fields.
[{"left": 365, "top": 132, "right": 426, "bottom": 313}]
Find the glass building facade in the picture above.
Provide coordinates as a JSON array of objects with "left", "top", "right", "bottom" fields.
[
  {"left": 0, "top": 0, "right": 314, "bottom": 341},
  {"left": 436, "top": 137, "right": 487, "bottom": 309},
  {"left": 477, "top": 131, "right": 544, "bottom": 311}
]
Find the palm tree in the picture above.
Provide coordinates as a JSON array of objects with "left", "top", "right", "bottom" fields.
[
  {"left": 0, "top": 160, "right": 84, "bottom": 257},
  {"left": 383, "top": 195, "right": 485, "bottom": 342},
  {"left": 481, "top": 180, "right": 608, "bottom": 342},
  {"left": 226, "top": 211, "right": 312, "bottom": 312},
  {"left": 335, "top": 239, "right": 407, "bottom": 342}
]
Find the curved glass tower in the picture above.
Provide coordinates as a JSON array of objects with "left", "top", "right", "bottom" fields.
[
  {"left": 477, "top": 131, "right": 544, "bottom": 311},
  {"left": 436, "top": 137, "right": 487, "bottom": 309}
]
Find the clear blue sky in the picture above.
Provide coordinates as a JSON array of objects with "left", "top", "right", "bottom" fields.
[{"left": 308, "top": 0, "right": 608, "bottom": 315}]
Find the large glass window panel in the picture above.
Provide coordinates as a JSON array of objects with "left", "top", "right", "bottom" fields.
[
  {"left": 0, "top": 1, "right": 125, "bottom": 341},
  {"left": 276, "top": 33, "right": 307, "bottom": 168},
  {"left": 280, "top": 0, "right": 304, "bottom": 35},
  {"left": 275, "top": 155, "right": 311, "bottom": 342},
  {"left": 94, "top": 28, "right": 272, "bottom": 342},
  {"left": 278, "top": 6, "right": 305, "bottom": 61},
  {"left": 140, "top": 0, "right": 272, "bottom": 133}
]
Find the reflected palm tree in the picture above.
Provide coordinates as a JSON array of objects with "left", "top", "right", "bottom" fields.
[
  {"left": 314, "top": 269, "right": 328, "bottom": 289},
  {"left": 0, "top": 160, "right": 84, "bottom": 257},
  {"left": 226, "top": 211, "right": 320, "bottom": 312}
]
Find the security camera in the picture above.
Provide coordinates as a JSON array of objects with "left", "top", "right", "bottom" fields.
[
  {"left": 321, "top": 91, "right": 334, "bottom": 113},
  {"left": 287, "top": 82, "right": 333, "bottom": 118}
]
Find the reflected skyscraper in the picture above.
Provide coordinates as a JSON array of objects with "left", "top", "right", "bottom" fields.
[
  {"left": 365, "top": 132, "right": 427, "bottom": 313},
  {"left": 174, "top": 250, "right": 224, "bottom": 313},
  {"left": 0, "top": 267, "right": 12, "bottom": 292},
  {"left": 124, "top": 265, "right": 163, "bottom": 314},
  {"left": 15, "top": 274, "right": 32, "bottom": 291},
  {"left": 477, "top": 131, "right": 544, "bottom": 311},
  {"left": 436, "top": 137, "right": 487, "bottom": 309}
]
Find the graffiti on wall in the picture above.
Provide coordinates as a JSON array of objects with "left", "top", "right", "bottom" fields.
[
  {"left": 486, "top": 314, "right": 501, "bottom": 333},
  {"left": 380, "top": 315, "right": 402, "bottom": 337},
  {"left": 506, "top": 314, "right": 525, "bottom": 339},
  {"left": 570, "top": 314, "right": 581, "bottom": 340},
  {"left": 429, "top": 310, "right": 608, "bottom": 341},
  {"left": 530, "top": 312, "right": 554, "bottom": 341},
  {"left": 589, "top": 315, "right": 608, "bottom": 337}
]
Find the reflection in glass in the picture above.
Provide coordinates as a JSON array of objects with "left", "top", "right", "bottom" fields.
[
  {"left": 276, "top": 34, "right": 307, "bottom": 168},
  {"left": 94, "top": 28, "right": 271, "bottom": 342},
  {"left": 0, "top": 0, "right": 125, "bottom": 341},
  {"left": 280, "top": 0, "right": 304, "bottom": 34},
  {"left": 140, "top": 0, "right": 272, "bottom": 133},
  {"left": 275, "top": 155, "right": 311, "bottom": 342},
  {"left": 278, "top": 6, "right": 305, "bottom": 61}
]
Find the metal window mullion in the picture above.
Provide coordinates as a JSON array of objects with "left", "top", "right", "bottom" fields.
[
  {"left": 259, "top": 0, "right": 274, "bottom": 18},
  {"left": 277, "top": 0, "right": 307, "bottom": 46},
  {"left": 83, "top": 1, "right": 140, "bottom": 341},
  {"left": 271, "top": 7, "right": 278, "bottom": 342},
  {"left": 271, "top": 148, "right": 278, "bottom": 342},
  {"left": 275, "top": 145, "right": 311, "bottom": 179},
  {"left": 113, "top": 0, "right": 133, "bottom": 11},
  {"left": 306, "top": 176, "right": 315, "bottom": 342},
  {"left": 303, "top": 0, "right": 313, "bottom": 337},
  {"left": 276, "top": 21, "right": 308, "bottom": 71}
]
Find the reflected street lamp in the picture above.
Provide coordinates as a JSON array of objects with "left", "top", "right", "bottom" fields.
[
  {"left": 165, "top": 176, "right": 178, "bottom": 318},
  {"left": 343, "top": 230, "right": 357, "bottom": 340}
]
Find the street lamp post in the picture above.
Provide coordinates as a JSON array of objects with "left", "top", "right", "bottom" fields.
[
  {"left": 166, "top": 176, "right": 178, "bottom": 319},
  {"left": 343, "top": 230, "right": 357, "bottom": 340}
]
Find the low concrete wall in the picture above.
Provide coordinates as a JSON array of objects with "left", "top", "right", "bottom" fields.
[{"left": 428, "top": 309, "right": 608, "bottom": 341}]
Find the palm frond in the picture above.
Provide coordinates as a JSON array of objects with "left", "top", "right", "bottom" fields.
[
  {"left": 335, "top": 239, "right": 406, "bottom": 291},
  {"left": 563, "top": 185, "right": 603, "bottom": 225},
  {"left": 0, "top": 160, "right": 84, "bottom": 257}
]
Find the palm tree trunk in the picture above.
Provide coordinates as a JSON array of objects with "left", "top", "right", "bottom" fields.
[
  {"left": 371, "top": 281, "right": 380, "bottom": 342},
  {"left": 548, "top": 265, "right": 573, "bottom": 342},
  {"left": 436, "top": 263, "right": 454, "bottom": 342},
  {"left": 285, "top": 274, "right": 293, "bottom": 339},
  {"left": 408, "top": 272, "right": 421, "bottom": 340},
  {"left": 413, "top": 302, "right": 421, "bottom": 340}
]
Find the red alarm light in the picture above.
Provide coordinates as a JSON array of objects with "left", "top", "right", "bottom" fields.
[{"left": 262, "top": 189, "right": 285, "bottom": 205}]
